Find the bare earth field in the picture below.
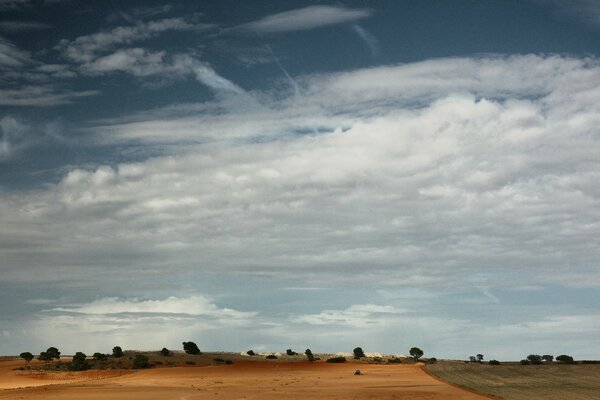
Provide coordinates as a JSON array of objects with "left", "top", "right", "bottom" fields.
[
  {"left": 427, "top": 361, "right": 600, "bottom": 400},
  {"left": 0, "top": 357, "right": 490, "bottom": 400}
]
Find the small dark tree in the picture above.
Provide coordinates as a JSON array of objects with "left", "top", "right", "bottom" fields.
[
  {"left": 489, "top": 360, "right": 501, "bottom": 365},
  {"left": 409, "top": 347, "right": 424, "bottom": 361},
  {"left": 69, "top": 352, "right": 90, "bottom": 371},
  {"left": 469, "top": 356, "right": 477, "bottom": 362},
  {"left": 542, "top": 355, "right": 554, "bottom": 363},
  {"left": 93, "top": 352, "right": 108, "bottom": 361},
  {"left": 476, "top": 354, "right": 484, "bottom": 362},
  {"left": 556, "top": 354, "right": 574, "bottom": 364},
  {"left": 182, "top": 341, "right": 201, "bottom": 355},
  {"left": 520, "top": 359, "right": 530, "bottom": 365},
  {"left": 326, "top": 356, "right": 346, "bottom": 363},
  {"left": 37, "top": 352, "right": 51, "bottom": 362},
  {"left": 112, "top": 346, "right": 123, "bottom": 358},
  {"left": 20, "top": 352, "right": 34, "bottom": 364},
  {"left": 46, "top": 347, "right": 61, "bottom": 361},
  {"left": 527, "top": 354, "right": 542, "bottom": 365},
  {"left": 247, "top": 350, "right": 255, "bottom": 356},
  {"left": 286, "top": 349, "right": 297, "bottom": 356},
  {"left": 353, "top": 347, "right": 365, "bottom": 358},
  {"left": 305, "top": 348, "right": 315, "bottom": 362},
  {"left": 132, "top": 354, "right": 149, "bottom": 369},
  {"left": 160, "top": 348, "right": 171, "bottom": 356},
  {"left": 266, "top": 354, "right": 278, "bottom": 359}
]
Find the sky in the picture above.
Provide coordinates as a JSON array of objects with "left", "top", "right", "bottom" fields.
[{"left": 1, "top": 0, "right": 600, "bottom": 361}]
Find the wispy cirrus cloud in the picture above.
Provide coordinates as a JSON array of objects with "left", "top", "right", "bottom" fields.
[
  {"left": 0, "top": 20, "right": 50, "bottom": 32},
  {"left": 239, "top": 5, "right": 372, "bottom": 33}
]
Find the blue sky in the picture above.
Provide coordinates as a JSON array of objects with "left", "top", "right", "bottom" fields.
[{"left": 1, "top": 0, "right": 600, "bottom": 360}]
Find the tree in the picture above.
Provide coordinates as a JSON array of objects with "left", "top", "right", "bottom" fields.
[
  {"left": 489, "top": 360, "right": 501, "bottom": 365},
  {"left": 305, "top": 348, "right": 315, "bottom": 362},
  {"left": 476, "top": 354, "right": 484, "bottom": 362},
  {"left": 247, "top": 350, "right": 255, "bottom": 356},
  {"left": 132, "top": 354, "right": 149, "bottom": 369},
  {"left": 527, "top": 354, "right": 542, "bottom": 365},
  {"left": 542, "top": 354, "right": 554, "bottom": 363},
  {"left": 19, "top": 352, "right": 34, "bottom": 364},
  {"left": 182, "top": 341, "right": 201, "bottom": 355},
  {"left": 160, "top": 348, "right": 171, "bottom": 356},
  {"left": 469, "top": 356, "right": 477, "bottom": 362},
  {"left": 112, "top": 346, "right": 123, "bottom": 358},
  {"left": 46, "top": 347, "right": 61, "bottom": 361},
  {"left": 286, "top": 349, "right": 297, "bottom": 356},
  {"left": 37, "top": 352, "right": 52, "bottom": 362},
  {"left": 353, "top": 347, "right": 365, "bottom": 358},
  {"left": 93, "top": 352, "right": 108, "bottom": 361},
  {"left": 409, "top": 347, "right": 424, "bottom": 361},
  {"left": 556, "top": 354, "right": 574, "bottom": 364},
  {"left": 69, "top": 352, "right": 89, "bottom": 371}
]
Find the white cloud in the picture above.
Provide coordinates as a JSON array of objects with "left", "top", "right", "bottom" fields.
[
  {"left": 57, "top": 17, "right": 206, "bottom": 63},
  {"left": 352, "top": 24, "right": 379, "bottom": 56},
  {"left": 296, "top": 304, "right": 406, "bottom": 326},
  {"left": 0, "top": 36, "right": 30, "bottom": 67},
  {"left": 0, "top": 20, "right": 50, "bottom": 32},
  {"left": 239, "top": 5, "right": 372, "bottom": 33},
  {"left": 0, "top": 85, "right": 97, "bottom": 106}
]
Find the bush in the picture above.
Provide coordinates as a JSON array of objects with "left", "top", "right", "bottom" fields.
[
  {"left": 247, "top": 350, "right": 255, "bottom": 356},
  {"left": 520, "top": 359, "right": 530, "bottom": 365},
  {"left": 112, "top": 346, "right": 123, "bottom": 358},
  {"left": 185, "top": 361, "right": 196, "bottom": 365},
  {"left": 266, "top": 354, "right": 278, "bottom": 359},
  {"left": 160, "top": 348, "right": 171, "bottom": 356},
  {"left": 225, "top": 359, "right": 233, "bottom": 365},
  {"left": 132, "top": 354, "right": 149, "bottom": 369},
  {"left": 286, "top": 349, "right": 297, "bottom": 356},
  {"left": 556, "top": 354, "right": 574, "bottom": 364},
  {"left": 542, "top": 354, "right": 554, "bottom": 362},
  {"left": 93, "top": 352, "right": 108, "bottom": 361},
  {"left": 326, "top": 356, "right": 346, "bottom": 363},
  {"left": 489, "top": 360, "right": 501, "bottom": 365},
  {"left": 388, "top": 357, "right": 402, "bottom": 364},
  {"left": 69, "top": 352, "right": 89, "bottom": 371},
  {"left": 37, "top": 352, "right": 52, "bottom": 362},
  {"left": 427, "top": 357, "right": 437, "bottom": 364},
  {"left": 19, "top": 352, "right": 34, "bottom": 364},
  {"left": 353, "top": 347, "right": 365, "bottom": 358},
  {"left": 527, "top": 354, "right": 543, "bottom": 365},
  {"left": 46, "top": 347, "right": 61, "bottom": 361},
  {"left": 182, "top": 342, "right": 201, "bottom": 355}
]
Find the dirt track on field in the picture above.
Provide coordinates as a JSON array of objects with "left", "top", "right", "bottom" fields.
[{"left": 0, "top": 359, "right": 492, "bottom": 399}]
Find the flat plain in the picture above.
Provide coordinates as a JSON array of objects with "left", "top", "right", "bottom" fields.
[
  {"left": 0, "top": 356, "right": 491, "bottom": 400},
  {"left": 427, "top": 361, "right": 600, "bottom": 400}
]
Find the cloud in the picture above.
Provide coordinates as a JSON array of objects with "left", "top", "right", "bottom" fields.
[
  {"left": 296, "top": 304, "right": 406, "bottom": 326},
  {"left": 0, "top": 0, "right": 30, "bottom": 11},
  {"left": 534, "top": 0, "right": 600, "bottom": 28},
  {"left": 0, "top": 36, "right": 30, "bottom": 67},
  {"left": 0, "top": 85, "right": 97, "bottom": 106},
  {"left": 239, "top": 5, "right": 372, "bottom": 33},
  {"left": 57, "top": 17, "right": 208, "bottom": 63},
  {"left": 352, "top": 24, "right": 379, "bottom": 56},
  {"left": 2, "top": 54, "right": 600, "bottom": 293}
]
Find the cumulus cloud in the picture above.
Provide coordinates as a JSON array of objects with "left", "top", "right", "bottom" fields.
[{"left": 239, "top": 5, "right": 372, "bottom": 33}]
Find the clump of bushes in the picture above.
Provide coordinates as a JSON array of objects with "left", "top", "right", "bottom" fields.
[
  {"left": 69, "top": 352, "right": 89, "bottom": 371},
  {"left": 427, "top": 357, "right": 437, "bottom": 364},
  {"left": 556, "top": 354, "right": 574, "bottom": 364},
  {"left": 132, "top": 354, "right": 149, "bottom": 369},
  {"left": 326, "top": 356, "right": 346, "bottom": 363},
  {"left": 185, "top": 361, "right": 196, "bottom": 365},
  {"left": 489, "top": 360, "right": 501, "bottom": 365},
  {"left": 305, "top": 349, "right": 315, "bottom": 362},
  {"left": 527, "top": 354, "right": 542, "bottom": 365},
  {"left": 388, "top": 357, "right": 402, "bottom": 364},
  {"left": 160, "top": 348, "right": 171, "bottom": 356},
  {"left": 247, "top": 350, "right": 255, "bottom": 356},
  {"left": 520, "top": 359, "right": 530, "bottom": 365},
  {"left": 286, "top": 349, "right": 298, "bottom": 356},
  {"left": 93, "top": 352, "right": 108, "bottom": 361},
  {"left": 266, "top": 354, "right": 278, "bottom": 359}
]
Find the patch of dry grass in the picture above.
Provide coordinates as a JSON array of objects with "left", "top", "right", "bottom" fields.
[{"left": 427, "top": 361, "right": 600, "bottom": 400}]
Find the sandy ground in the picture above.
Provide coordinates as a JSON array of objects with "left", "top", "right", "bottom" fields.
[{"left": 0, "top": 359, "right": 491, "bottom": 400}]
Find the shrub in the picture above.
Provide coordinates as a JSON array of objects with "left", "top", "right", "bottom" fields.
[
  {"left": 225, "top": 360, "right": 233, "bottom": 365},
  {"left": 542, "top": 355, "right": 553, "bottom": 362},
  {"left": 93, "top": 352, "right": 108, "bottom": 361},
  {"left": 132, "top": 354, "right": 149, "bottom": 369},
  {"left": 69, "top": 352, "right": 89, "bottom": 371},
  {"left": 388, "top": 357, "right": 402, "bottom": 364},
  {"left": 160, "top": 348, "right": 171, "bottom": 356},
  {"left": 409, "top": 347, "right": 424, "bottom": 361},
  {"left": 527, "top": 354, "right": 542, "bottom": 365},
  {"left": 286, "top": 349, "right": 297, "bottom": 356},
  {"left": 489, "top": 360, "right": 501, "bottom": 365},
  {"left": 428, "top": 357, "right": 437, "bottom": 364},
  {"left": 469, "top": 356, "right": 477, "bottom": 362},
  {"left": 266, "top": 354, "right": 278, "bottom": 359},
  {"left": 556, "top": 354, "right": 574, "bottom": 364},
  {"left": 37, "top": 352, "right": 52, "bottom": 362},
  {"left": 112, "top": 346, "right": 123, "bottom": 358},
  {"left": 46, "top": 347, "right": 61, "bottom": 361},
  {"left": 520, "top": 359, "right": 530, "bottom": 365},
  {"left": 247, "top": 350, "right": 255, "bottom": 356},
  {"left": 19, "top": 352, "right": 34, "bottom": 364},
  {"left": 326, "top": 356, "right": 346, "bottom": 363},
  {"left": 182, "top": 341, "right": 201, "bottom": 355},
  {"left": 185, "top": 361, "right": 196, "bottom": 365},
  {"left": 353, "top": 347, "right": 365, "bottom": 358},
  {"left": 213, "top": 358, "right": 225, "bottom": 363}
]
